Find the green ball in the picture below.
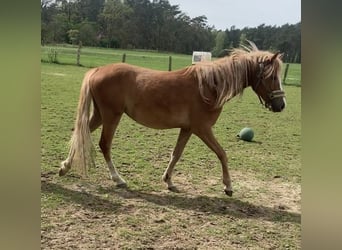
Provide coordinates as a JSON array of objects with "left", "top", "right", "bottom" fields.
[{"left": 237, "top": 127, "right": 254, "bottom": 141}]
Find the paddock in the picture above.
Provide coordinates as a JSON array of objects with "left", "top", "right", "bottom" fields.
[{"left": 41, "top": 56, "right": 301, "bottom": 249}]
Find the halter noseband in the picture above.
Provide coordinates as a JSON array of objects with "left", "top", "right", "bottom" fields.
[{"left": 254, "top": 62, "right": 285, "bottom": 109}]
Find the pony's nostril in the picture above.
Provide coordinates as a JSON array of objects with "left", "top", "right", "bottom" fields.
[{"left": 281, "top": 103, "right": 285, "bottom": 110}]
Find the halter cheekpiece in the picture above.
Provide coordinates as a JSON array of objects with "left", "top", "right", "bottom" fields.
[{"left": 254, "top": 62, "right": 285, "bottom": 109}]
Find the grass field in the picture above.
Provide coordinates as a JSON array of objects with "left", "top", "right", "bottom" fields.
[{"left": 41, "top": 49, "right": 301, "bottom": 249}]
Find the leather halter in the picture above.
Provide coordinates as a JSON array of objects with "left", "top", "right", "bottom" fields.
[{"left": 254, "top": 62, "right": 285, "bottom": 109}]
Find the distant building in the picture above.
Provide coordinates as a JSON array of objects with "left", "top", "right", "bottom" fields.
[{"left": 192, "top": 51, "right": 212, "bottom": 64}]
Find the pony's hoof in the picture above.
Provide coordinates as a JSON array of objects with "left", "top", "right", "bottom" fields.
[
  {"left": 116, "top": 182, "right": 127, "bottom": 188},
  {"left": 224, "top": 189, "right": 233, "bottom": 197},
  {"left": 168, "top": 186, "right": 180, "bottom": 193},
  {"left": 59, "top": 168, "right": 66, "bottom": 176},
  {"left": 59, "top": 161, "right": 70, "bottom": 176}
]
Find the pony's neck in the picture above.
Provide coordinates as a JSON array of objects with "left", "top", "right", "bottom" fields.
[{"left": 245, "top": 58, "right": 261, "bottom": 90}]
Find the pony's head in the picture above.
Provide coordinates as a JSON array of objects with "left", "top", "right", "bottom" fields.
[
  {"left": 252, "top": 51, "right": 286, "bottom": 112},
  {"left": 239, "top": 40, "right": 286, "bottom": 112}
]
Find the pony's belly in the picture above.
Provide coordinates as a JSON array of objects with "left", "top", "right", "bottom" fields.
[{"left": 125, "top": 109, "right": 189, "bottom": 129}]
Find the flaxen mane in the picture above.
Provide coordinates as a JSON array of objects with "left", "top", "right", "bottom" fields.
[{"left": 187, "top": 42, "right": 282, "bottom": 109}]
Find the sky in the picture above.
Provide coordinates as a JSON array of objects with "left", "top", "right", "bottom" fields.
[{"left": 167, "top": 0, "right": 301, "bottom": 30}]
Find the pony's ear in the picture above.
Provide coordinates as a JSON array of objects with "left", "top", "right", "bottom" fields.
[
  {"left": 271, "top": 51, "right": 281, "bottom": 62},
  {"left": 263, "top": 52, "right": 280, "bottom": 66},
  {"left": 279, "top": 53, "right": 284, "bottom": 60},
  {"left": 246, "top": 40, "right": 259, "bottom": 51}
]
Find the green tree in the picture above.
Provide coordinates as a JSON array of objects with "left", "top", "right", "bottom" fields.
[
  {"left": 67, "top": 29, "right": 79, "bottom": 44},
  {"left": 98, "top": 0, "right": 132, "bottom": 48},
  {"left": 40, "top": 0, "right": 300, "bottom": 62},
  {"left": 79, "top": 22, "right": 97, "bottom": 46},
  {"left": 41, "top": 0, "right": 58, "bottom": 44},
  {"left": 212, "top": 31, "right": 226, "bottom": 57}
]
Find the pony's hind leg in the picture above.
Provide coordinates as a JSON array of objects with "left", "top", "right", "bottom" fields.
[
  {"left": 99, "top": 114, "right": 126, "bottom": 187},
  {"left": 59, "top": 158, "right": 71, "bottom": 176},
  {"left": 89, "top": 98, "right": 102, "bottom": 132},
  {"left": 162, "top": 128, "right": 192, "bottom": 191},
  {"left": 89, "top": 104, "right": 102, "bottom": 132}
]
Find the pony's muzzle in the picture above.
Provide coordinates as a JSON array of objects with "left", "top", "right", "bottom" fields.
[
  {"left": 271, "top": 97, "right": 286, "bottom": 112},
  {"left": 269, "top": 90, "right": 285, "bottom": 112}
]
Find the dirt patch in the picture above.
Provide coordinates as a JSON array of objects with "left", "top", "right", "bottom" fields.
[
  {"left": 232, "top": 170, "right": 301, "bottom": 214},
  {"left": 41, "top": 170, "right": 301, "bottom": 249}
]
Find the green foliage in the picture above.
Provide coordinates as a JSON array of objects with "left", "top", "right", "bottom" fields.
[
  {"left": 46, "top": 48, "right": 59, "bottom": 63},
  {"left": 212, "top": 31, "right": 226, "bottom": 57},
  {"left": 41, "top": 1, "right": 300, "bottom": 61},
  {"left": 79, "top": 22, "right": 97, "bottom": 46},
  {"left": 67, "top": 29, "right": 79, "bottom": 45},
  {"left": 223, "top": 23, "right": 301, "bottom": 63},
  {"left": 41, "top": 0, "right": 214, "bottom": 53}
]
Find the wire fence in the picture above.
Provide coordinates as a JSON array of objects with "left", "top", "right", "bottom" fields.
[
  {"left": 41, "top": 45, "right": 190, "bottom": 71},
  {"left": 41, "top": 45, "right": 300, "bottom": 85}
]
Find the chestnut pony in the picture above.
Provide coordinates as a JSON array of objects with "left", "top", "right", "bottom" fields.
[{"left": 59, "top": 41, "right": 285, "bottom": 196}]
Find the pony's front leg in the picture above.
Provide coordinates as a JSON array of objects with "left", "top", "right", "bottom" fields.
[
  {"left": 162, "top": 128, "right": 191, "bottom": 191},
  {"left": 194, "top": 128, "right": 233, "bottom": 196}
]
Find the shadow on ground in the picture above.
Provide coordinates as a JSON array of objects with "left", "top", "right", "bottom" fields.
[
  {"left": 41, "top": 180, "right": 122, "bottom": 212},
  {"left": 42, "top": 178, "right": 300, "bottom": 224}
]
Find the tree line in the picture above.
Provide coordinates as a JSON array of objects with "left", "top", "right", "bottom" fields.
[{"left": 41, "top": 0, "right": 301, "bottom": 63}]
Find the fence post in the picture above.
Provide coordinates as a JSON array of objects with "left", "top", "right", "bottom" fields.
[
  {"left": 122, "top": 53, "right": 126, "bottom": 63},
  {"left": 76, "top": 41, "right": 82, "bottom": 66},
  {"left": 283, "top": 63, "right": 290, "bottom": 84},
  {"left": 168, "top": 56, "right": 172, "bottom": 71}
]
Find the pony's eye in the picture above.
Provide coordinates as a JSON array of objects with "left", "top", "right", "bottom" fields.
[{"left": 272, "top": 76, "right": 278, "bottom": 81}]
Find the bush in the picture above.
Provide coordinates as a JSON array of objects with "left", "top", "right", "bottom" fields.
[{"left": 47, "top": 48, "right": 59, "bottom": 63}]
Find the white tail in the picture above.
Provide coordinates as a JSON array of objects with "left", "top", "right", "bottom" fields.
[{"left": 60, "top": 68, "right": 97, "bottom": 177}]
